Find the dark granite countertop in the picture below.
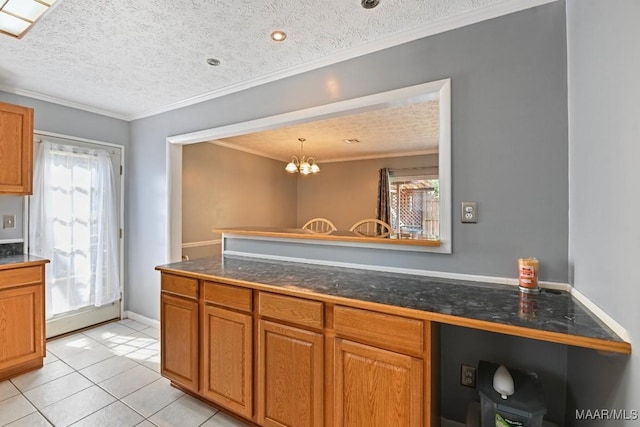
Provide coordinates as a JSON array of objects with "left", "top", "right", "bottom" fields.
[
  {"left": 156, "top": 255, "right": 630, "bottom": 353},
  {"left": 0, "top": 253, "right": 50, "bottom": 270}
]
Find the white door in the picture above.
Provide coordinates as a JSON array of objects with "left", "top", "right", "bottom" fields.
[{"left": 29, "top": 135, "right": 123, "bottom": 338}]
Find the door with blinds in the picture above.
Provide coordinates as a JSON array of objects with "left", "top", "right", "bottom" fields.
[{"left": 29, "top": 135, "right": 123, "bottom": 338}]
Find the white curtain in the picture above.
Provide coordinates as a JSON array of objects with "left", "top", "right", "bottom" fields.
[{"left": 30, "top": 141, "right": 121, "bottom": 319}]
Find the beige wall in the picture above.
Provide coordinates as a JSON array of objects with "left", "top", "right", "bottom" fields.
[
  {"left": 182, "top": 146, "right": 436, "bottom": 259},
  {"left": 182, "top": 143, "right": 297, "bottom": 258},
  {"left": 297, "top": 154, "right": 437, "bottom": 231}
]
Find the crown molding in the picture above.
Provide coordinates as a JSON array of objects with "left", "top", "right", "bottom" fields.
[
  {"left": 2, "top": 0, "right": 557, "bottom": 122},
  {"left": 207, "top": 140, "right": 284, "bottom": 162},
  {"left": 0, "top": 85, "right": 129, "bottom": 121},
  {"left": 128, "top": 0, "right": 558, "bottom": 121},
  {"left": 210, "top": 139, "right": 438, "bottom": 163},
  {"left": 323, "top": 149, "right": 439, "bottom": 163}
]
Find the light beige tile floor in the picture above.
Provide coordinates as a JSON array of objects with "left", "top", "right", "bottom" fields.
[{"left": 0, "top": 320, "right": 250, "bottom": 427}]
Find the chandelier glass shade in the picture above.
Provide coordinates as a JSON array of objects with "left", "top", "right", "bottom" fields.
[{"left": 285, "top": 138, "right": 320, "bottom": 175}]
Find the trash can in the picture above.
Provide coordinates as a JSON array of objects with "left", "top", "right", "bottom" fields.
[
  {"left": 467, "top": 402, "right": 558, "bottom": 427},
  {"left": 477, "top": 361, "right": 546, "bottom": 427}
]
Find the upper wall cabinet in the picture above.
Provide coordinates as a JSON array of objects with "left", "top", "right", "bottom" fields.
[{"left": 0, "top": 102, "right": 34, "bottom": 195}]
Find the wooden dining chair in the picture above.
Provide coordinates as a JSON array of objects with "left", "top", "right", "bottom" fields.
[
  {"left": 349, "top": 219, "right": 393, "bottom": 238},
  {"left": 302, "top": 218, "right": 337, "bottom": 234}
]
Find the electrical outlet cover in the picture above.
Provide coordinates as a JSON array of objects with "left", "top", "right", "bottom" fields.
[
  {"left": 2, "top": 214, "right": 16, "bottom": 229},
  {"left": 461, "top": 364, "right": 477, "bottom": 388},
  {"left": 461, "top": 202, "right": 478, "bottom": 223}
]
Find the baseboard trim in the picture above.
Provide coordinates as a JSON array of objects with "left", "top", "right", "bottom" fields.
[
  {"left": 223, "top": 250, "right": 570, "bottom": 290},
  {"left": 124, "top": 310, "right": 160, "bottom": 329},
  {"left": 569, "top": 288, "right": 630, "bottom": 343}
]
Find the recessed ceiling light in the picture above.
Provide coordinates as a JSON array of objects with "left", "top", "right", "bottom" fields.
[
  {"left": 206, "top": 58, "right": 221, "bottom": 66},
  {"left": 271, "top": 30, "right": 286, "bottom": 42},
  {"left": 361, "top": 0, "right": 380, "bottom": 9}
]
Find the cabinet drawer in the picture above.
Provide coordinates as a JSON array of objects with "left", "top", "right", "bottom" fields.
[
  {"left": 203, "top": 281, "right": 252, "bottom": 312},
  {"left": 334, "top": 306, "right": 423, "bottom": 355},
  {"left": 161, "top": 274, "right": 198, "bottom": 299},
  {"left": 0, "top": 266, "right": 42, "bottom": 290},
  {"left": 258, "top": 292, "right": 323, "bottom": 329}
]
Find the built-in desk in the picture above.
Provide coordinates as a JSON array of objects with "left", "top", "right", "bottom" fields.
[
  {"left": 158, "top": 255, "right": 628, "bottom": 353},
  {"left": 155, "top": 255, "right": 630, "bottom": 427}
]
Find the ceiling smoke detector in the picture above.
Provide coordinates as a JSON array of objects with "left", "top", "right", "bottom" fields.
[{"left": 361, "top": 0, "right": 380, "bottom": 9}]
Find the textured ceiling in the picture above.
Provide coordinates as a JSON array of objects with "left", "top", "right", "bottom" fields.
[
  {"left": 214, "top": 100, "right": 440, "bottom": 162},
  {"left": 0, "top": 0, "right": 549, "bottom": 120}
]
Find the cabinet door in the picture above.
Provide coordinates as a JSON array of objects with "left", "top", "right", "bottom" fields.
[
  {"left": 257, "top": 320, "right": 323, "bottom": 427},
  {"left": 334, "top": 338, "right": 423, "bottom": 427},
  {"left": 0, "top": 102, "right": 33, "bottom": 195},
  {"left": 161, "top": 292, "right": 198, "bottom": 392},
  {"left": 202, "top": 305, "right": 252, "bottom": 419},
  {"left": 0, "top": 284, "right": 44, "bottom": 371}
]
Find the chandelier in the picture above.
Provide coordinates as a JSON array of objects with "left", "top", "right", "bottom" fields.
[{"left": 285, "top": 138, "right": 320, "bottom": 175}]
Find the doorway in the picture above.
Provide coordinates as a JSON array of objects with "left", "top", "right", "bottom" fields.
[{"left": 28, "top": 134, "right": 124, "bottom": 338}]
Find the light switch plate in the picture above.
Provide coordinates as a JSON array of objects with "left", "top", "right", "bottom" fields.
[
  {"left": 461, "top": 202, "right": 478, "bottom": 223},
  {"left": 3, "top": 214, "right": 16, "bottom": 229}
]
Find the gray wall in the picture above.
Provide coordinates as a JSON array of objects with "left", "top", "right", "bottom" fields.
[
  {"left": 125, "top": 4, "right": 569, "bottom": 423},
  {"left": 0, "top": 196, "right": 23, "bottom": 241},
  {"left": 566, "top": 0, "right": 639, "bottom": 425},
  {"left": 128, "top": 1, "right": 569, "bottom": 321},
  {"left": 0, "top": 92, "right": 129, "bottom": 145},
  {"left": 0, "top": 90, "right": 129, "bottom": 278},
  {"left": 0, "top": 2, "right": 574, "bottom": 422},
  {"left": 441, "top": 325, "right": 567, "bottom": 425}
]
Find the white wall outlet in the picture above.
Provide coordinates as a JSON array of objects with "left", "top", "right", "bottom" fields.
[
  {"left": 461, "top": 202, "right": 478, "bottom": 223},
  {"left": 2, "top": 214, "right": 16, "bottom": 229}
]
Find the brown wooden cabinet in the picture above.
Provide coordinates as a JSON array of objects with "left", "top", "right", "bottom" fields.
[
  {"left": 157, "top": 271, "right": 436, "bottom": 427},
  {"left": 160, "top": 274, "right": 199, "bottom": 393},
  {"left": 334, "top": 338, "right": 423, "bottom": 427},
  {"left": 0, "top": 102, "right": 34, "bottom": 195},
  {"left": 257, "top": 320, "right": 324, "bottom": 427},
  {"left": 257, "top": 292, "right": 325, "bottom": 426},
  {"left": 0, "top": 264, "right": 46, "bottom": 381},
  {"left": 201, "top": 287, "right": 253, "bottom": 418},
  {"left": 332, "top": 305, "right": 430, "bottom": 426}
]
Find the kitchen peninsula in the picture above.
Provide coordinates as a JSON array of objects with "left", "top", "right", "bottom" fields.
[{"left": 156, "top": 255, "right": 630, "bottom": 427}]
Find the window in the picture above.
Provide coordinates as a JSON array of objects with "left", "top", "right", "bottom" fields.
[{"left": 389, "top": 175, "right": 439, "bottom": 239}]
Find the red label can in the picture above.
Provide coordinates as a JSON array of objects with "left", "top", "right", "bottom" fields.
[{"left": 518, "top": 258, "right": 539, "bottom": 289}]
